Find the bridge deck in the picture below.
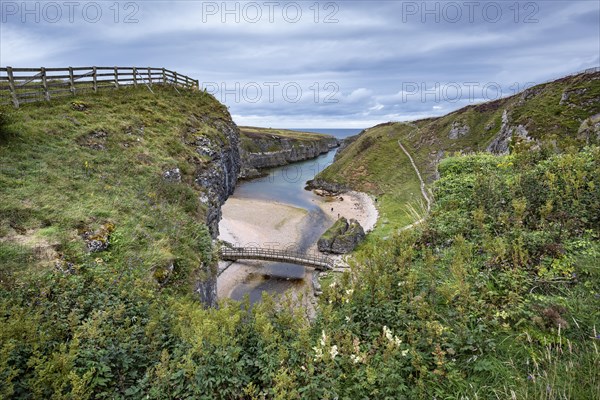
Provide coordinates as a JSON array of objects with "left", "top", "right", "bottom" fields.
[{"left": 219, "top": 247, "right": 333, "bottom": 270}]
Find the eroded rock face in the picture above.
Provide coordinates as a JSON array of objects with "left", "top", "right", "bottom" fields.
[
  {"left": 578, "top": 113, "right": 600, "bottom": 144},
  {"left": 190, "top": 118, "right": 241, "bottom": 238},
  {"left": 318, "top": 217, "right": 365, "bottom": 254},
  {"left": 187, "top": 117, "right": 240, "bottom": 308},
  {"left": 486, "top": 110, "right": 535, "bottom": 154},
  {"left": 448, "top": 121, "right": 470, "bottom": 139},
  {"left": 239, "top": 136, "right": 338, "bottom": 179},
  {"left": 305, "top": 178, "right": 349, "bottom": 195}
]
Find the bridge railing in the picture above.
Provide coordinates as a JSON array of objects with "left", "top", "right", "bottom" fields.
[
  {"left": 0, "top": 66, "right": 200, "bottom": 108},
  {"left": 220, "top": 247, "right": 334, "bottom": 269}
]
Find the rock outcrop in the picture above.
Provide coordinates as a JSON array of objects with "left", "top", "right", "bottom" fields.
[
  {"left": 448, "top": 121, "right": 470, "bottom": 139},
  {"left": 578, "top": 113, "right": 600, "bottom": 144},
  {"left": 189, "top": 118, "right": 241, "bottom": 238},
  {"left": 239, "top": 133, "right": 338, "bottom": 178},
  {"left": 318, "top": 217, "right": 365, "bottom": 254},
  {"left": 305, "top": 178, "right": 349, "bottom": 194},
  {"left": 486, "top": 110, "right": 535, "bottom": 154}
]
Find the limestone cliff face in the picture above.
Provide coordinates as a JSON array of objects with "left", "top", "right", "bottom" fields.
[
  {"left": 239, "top": 134, "right": 339, "bottom": 178},
  {"left": 192, "top": 118, "right": 240, "bottom": 237},
  {"left": 186, "top": 115, "right": 241, "bottom": 307}
]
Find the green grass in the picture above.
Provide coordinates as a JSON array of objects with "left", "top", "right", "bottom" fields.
[
  {"left": 0, "top": 85, "right": 228, "bottom": 291},
  {"left": 239, "top": 126, "right": 333, "bottom": 141},
  {"left": 317, "top": 123, "right": 424, "bottom": 240},
  {"left": 316, "top": 71, "right": 600, "bottom": 242},
  {"left": 238, "top": 126, "right": 337, "bottom": 155}
]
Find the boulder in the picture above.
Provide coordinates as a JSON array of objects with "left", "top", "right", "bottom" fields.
[
  {"left": 162, "top": 167, "right": 182, "bottom": 183},
  {"left": 318, "top": 217, "right": 365, "bottom": 254}
]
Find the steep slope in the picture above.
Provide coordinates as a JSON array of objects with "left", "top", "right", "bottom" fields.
[
  {"left": 0, "top": 85, "right": 240, "bottom": 306},
  {"left": 314, "top": 70, "right": 600, "bottom": 237}
]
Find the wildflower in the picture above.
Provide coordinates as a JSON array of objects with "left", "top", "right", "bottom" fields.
[
  {"left": 329, "top": 281, "right": 336, "bottom": 288},
  {"left": 345, "top": 316, "right": 350, "bottom": 322},
  {"left": 345, "top": 289, "right": 354, "bottom": 296},
  {"left": 350, "top": 354, "right": 362, "bottom": 364},
  {"left": 330, "top": 345, "right": 338, "bottom": 359},
  {"left": 383, "top": 326, "right": 393, "bottom": 341},
  {"left": 383, "top": 326, "right": 402, "bottom": 347},
  {"left": 401, "top": 349, "right": 409, "bottom": 357},
  {"left": 320, "top": 330, "right": 327, "bottom": 347},
  {"left": 313, "top": 346, "right": 323, "bottom": 361}
]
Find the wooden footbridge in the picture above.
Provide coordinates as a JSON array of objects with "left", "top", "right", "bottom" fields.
[{"left": 219, "top": 247, "right": 334, "bottom": 271}]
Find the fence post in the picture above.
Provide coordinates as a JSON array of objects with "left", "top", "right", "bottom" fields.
[
  {"left": 6, "top": 66, "right": 19, "bottom": 108},
  {"left": 162, "top": 68, "right": 166, "bottom": 84},
  {"left": 132, "top": 67, "right": 138, "bottom": 86},
  {"left": 174, "top": 71, "right": 178, "bottom": 87},
  {"left": 147, "top": 67, "right": 152, "bottom": 86},
  {"left": 41, "top": 67, "right": 50, "bottom": 101},
  {"left": 92, "top": 66, "right": 97, "bottom": 92},
  {"left": 113, "top": 66, "right": 119, "bottom": 88},
  {"left": 68, "top": 67, "right": 76, "bottom": 95}
]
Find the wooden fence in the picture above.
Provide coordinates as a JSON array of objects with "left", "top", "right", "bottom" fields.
[{"left": 0, "top": 66, "right": 200, "bottom": 108}]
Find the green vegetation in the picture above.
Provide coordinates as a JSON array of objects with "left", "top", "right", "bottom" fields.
[
  {"left": 0, "top": 86, "right": 232, "bottom": 293},
  {"left": 240, "top": 126, "right": 333, "bottom": 141},
  {"left": 318, "top": 123, "right": 425, "bottom": 240},
  {"left": 1, "top": 74, "right": 599, "bottom": 398},
  {"left": 3, "top": 143, "right": 598, "bottom": 398},
  {"left": 316, "top": 71, "right": 600, "bottom": 238}
]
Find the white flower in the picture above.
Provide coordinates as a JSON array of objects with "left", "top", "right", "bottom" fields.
[
  {"left": 313, "top": 346, "right": 323, "bottom": 361},
  {"left": 350, "top": 354, "right": 362, "bottom": 364},
  {"left": 320, "top": 330, "right": 327, "bottom": 347},
  {"left": 345, "top": 289, "right": 354, "bottom": 296},
  {"left": 383, "top": 326, "right": 402, "bottom": 347},
  {"left": 330, "top": 345, "right": 338, "bottom": 359},
  {"left": 383, "top": 326, "right": 393, "bottom": 341},
  {"left": 401, "top": 349, "right": 410, "bottom": 357},
  {"left": 345, "top": 316, "right": 351, "bottom": 322},
  {"left": 329, "top": 281, "right": 337, "bottom": 288}
]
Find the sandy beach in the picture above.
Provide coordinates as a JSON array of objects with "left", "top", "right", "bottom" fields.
[
  {"left": 217, "top": 191, "right": 378, "bottom": 300},
  {"left": 217, "top": 198, "right": 310, "bottom": 298},
  {"left": 312, "top": 190, "right": 379, "bottom": 233}
]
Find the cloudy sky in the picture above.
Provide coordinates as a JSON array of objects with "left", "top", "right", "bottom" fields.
[{"left": 1, "top": 1, "right": 598, "bottom": 128}]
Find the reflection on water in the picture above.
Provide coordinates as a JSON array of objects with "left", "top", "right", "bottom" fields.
[
  {"left": 229, "top": 268, "right": 306, "bottom": 304},
  {"left": 233, "top": 151, "right": 336, "bottom": 211}
]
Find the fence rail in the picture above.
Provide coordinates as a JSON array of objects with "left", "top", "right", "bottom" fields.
[
  {"left": 220, "top": 247, "right": 334, "bottom": 270},
  {"left": 0, "top": 66, "right": 200, "bottom": 108}
]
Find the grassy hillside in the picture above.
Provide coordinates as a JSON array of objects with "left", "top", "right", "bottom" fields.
[
  {"left": 1, "top": 82, "right": 599, "bottom": 398},
  {"left": 0, "top": 85, "right": 234, "bottom": 293},
  {"left": 317, "top": 71, "right": 600, "bottom": 238}
]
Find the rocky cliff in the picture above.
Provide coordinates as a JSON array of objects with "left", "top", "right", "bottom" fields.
[
  {"left": 186, "top": 116, "right": 241, "bottom": 307},
  {"left": 189, "top": 117, "right": 241, "bottom": 237},
  {"left": 238, "top": 127, "right": 339, "bottom": 178}
]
